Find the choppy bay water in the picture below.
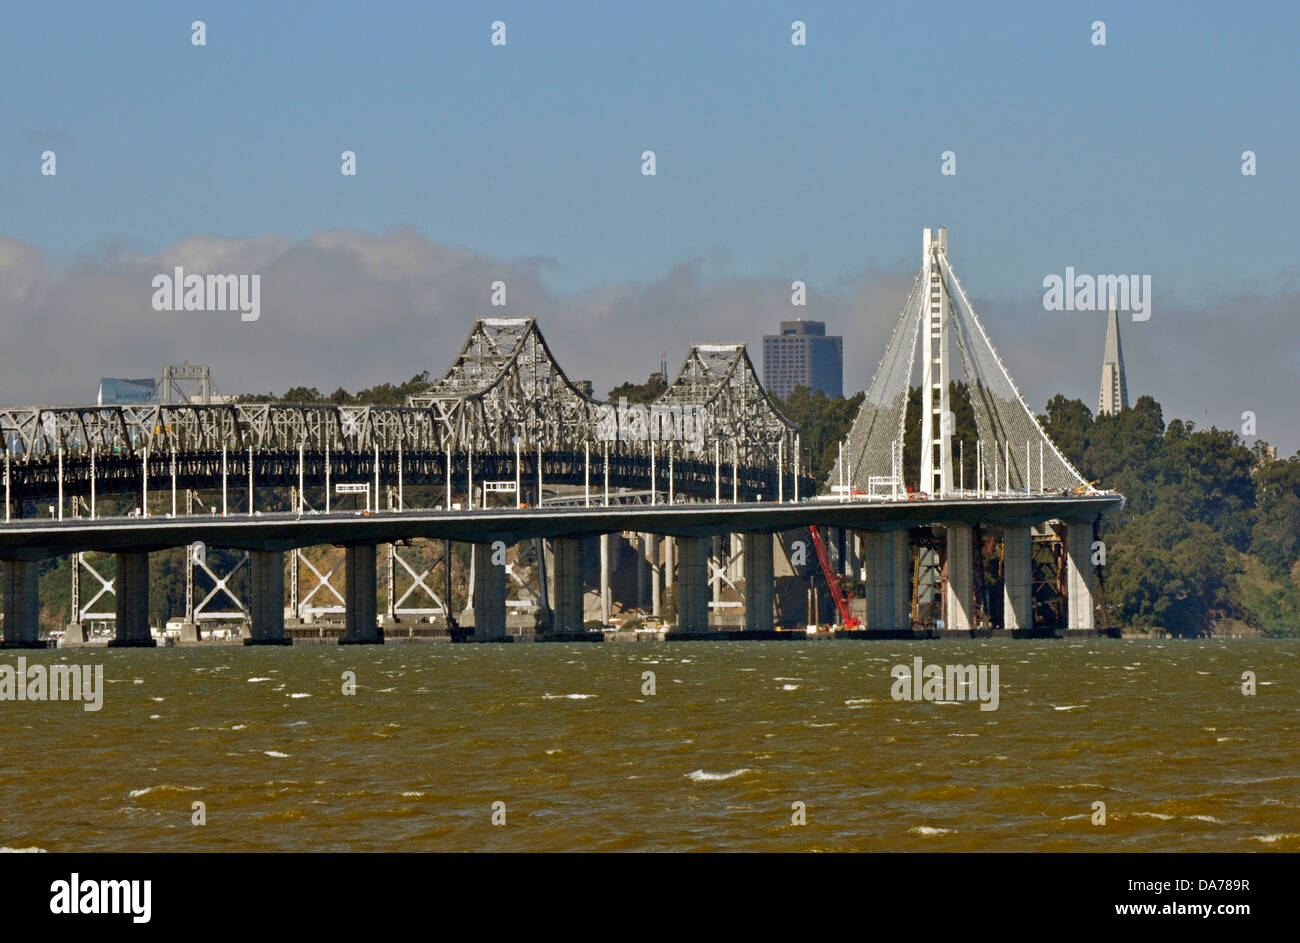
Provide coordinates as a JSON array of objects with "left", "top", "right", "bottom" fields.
[{"left": 2, "top": 640, "right": 1296, "bottom": 852}]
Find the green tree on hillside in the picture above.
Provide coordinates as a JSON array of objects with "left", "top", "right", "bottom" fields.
[
  {"left": 778, "top": 386, "right": 863, "bottom": 483},
  {"left": 1105, "top": 507, "right": 1240, "bottom": 636},
  {"left": 1252, "top": 456, "right": 1300, "bottom": 580},
  {"left": 606, "top": 375, "right": 668, "bottom": 404},
  {"left": 240, "top": 372, "right": 432, "bottom": 406}
]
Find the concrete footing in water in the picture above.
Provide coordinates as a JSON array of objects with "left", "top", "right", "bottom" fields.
[{"left": 108, "top": 552, "right": 156, "bottom": 647}]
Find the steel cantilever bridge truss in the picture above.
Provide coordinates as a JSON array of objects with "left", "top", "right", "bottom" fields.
[
  {"left": 0, "top": 317, "right": 807, "bottom": 508},
  {"left": 407, "top": 317, "right": 602, "bottom": 452},
  {"left": 657, "top": 343, "right": 793, "bottom": 467}
]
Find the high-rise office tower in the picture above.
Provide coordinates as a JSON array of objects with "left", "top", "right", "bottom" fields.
[{"left": 762, "top": 320, "right": 843, "bottom": 399}]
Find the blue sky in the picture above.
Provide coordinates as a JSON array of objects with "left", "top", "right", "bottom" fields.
[
  {"left": 1, "top": 0, "right": 1297, "bottom": 451},
  {"left": 5, "top": 1, "right": 1294, "bottom": 298}
]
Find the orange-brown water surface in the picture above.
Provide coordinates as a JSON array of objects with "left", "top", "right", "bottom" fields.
[{"left": 2, "top": 639, "right": 1296, "bottom": 851}]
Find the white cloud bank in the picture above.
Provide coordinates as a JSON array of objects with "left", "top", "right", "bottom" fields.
[{"left": 0, "top": 227, "right": 1294, "bottom": 456}]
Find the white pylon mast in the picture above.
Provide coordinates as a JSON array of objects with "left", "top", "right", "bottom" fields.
[{"left": 919, "top": 227, "right": 953, "bottom": 496}]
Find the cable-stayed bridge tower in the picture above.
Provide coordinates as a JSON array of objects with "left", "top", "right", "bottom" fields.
[
  {"left": 838, "top": 227, "right": 1090, "bottom": 498},
  {"left": 820, "top": 227, "right": 1112, "bottom": 636},
  {"left": 919, "top": 226, "right": 953, "bottom": 496}
]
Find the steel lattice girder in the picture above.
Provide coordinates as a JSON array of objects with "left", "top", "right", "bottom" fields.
[
  {"left": 1, "top": 321, "right": 793, "bottom": 463},
  {"left": 655, "top": 343, "right": 797, "bottom": 465},
  {"left": 408, "top": 317, "right": 602, "bottom": 451},
  {"left": 0, "top": 403, "right": 446, "bottom": 459},
  {"left": 0, "top": 319, "right": 810, "bottom": 506}
]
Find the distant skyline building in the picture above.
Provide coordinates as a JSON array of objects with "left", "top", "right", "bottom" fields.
[
  {"left": 97, "top": 377, "right": 156, "bottom": 405},
  {"left": 762, "top": 319, "right": 843, "bottom": 400},
  {"left": 1098, "top": 300, "right": 1129, "bottom": 416}
]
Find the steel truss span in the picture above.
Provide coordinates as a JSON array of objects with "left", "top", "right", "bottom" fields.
[{"left": 0, "top": 317, "right": 807, "bottom": 508}]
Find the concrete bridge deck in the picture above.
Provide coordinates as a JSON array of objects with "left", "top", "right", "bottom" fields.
[{"left": 0, "top": 493, "right": 1123, "bottom": 558}]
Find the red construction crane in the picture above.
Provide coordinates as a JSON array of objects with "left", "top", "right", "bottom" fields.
[{"left": 808, "top": 525, "right": 860, "bottom": 628}]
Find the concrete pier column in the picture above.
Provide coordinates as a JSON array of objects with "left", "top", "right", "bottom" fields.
[
  {"left": 846, "top": 531, "right": 862, "bottom": 580},
  {"left": 534, "top": 538, "right": 551, "bottom": 629},
  {"left": 1002, "top": 527, "right": 1033, "bottom": 631},
  {"left": 1065, "top": 520, "right": 1095, "bottom": 630},
  {"left": 675, "top": 536, "right": 710, "bottom": 633},
  {"left": 636, "top": 533, "right": 648, "bottom": 610},
  {"left": 341, "top": 544, "right": 382, "bottom": 644},
  {"left": 246, "top": 549, "right": 290, "bottom": 645},
  {"left": 710, "top": 535, "right": 722, "bottom": 613},
  {"left": 864, "top": 532, "right": 908, "bottom": 632},
  {"left": 550, "top": 538, "right": 584, "bottom": 634},
  {"left": 892, "top": 531, "right": 911, "bottom": 629},
  {"left": 1, "top": 559, "right": 43, "bottom": 648},
  {"left": 110, "top": 552, "right": 156, "bottom": 646},
  {"left": 664, "top": 537, "right": 674, "bottom": 590},
  {"left": 742, "top": 533, "right": 774, "bottom": 632},
  {"left": 468, "top": 542, "right": 507, "bottom": 640},
  {"left": 944, "top": 523, "right": 973, "bottom": 632},
  {"left": 647, "top": 533, "right": 661, "bottom": 617},
  {"left": 599, "top": 534, "right": 611, "bottom": 624}
]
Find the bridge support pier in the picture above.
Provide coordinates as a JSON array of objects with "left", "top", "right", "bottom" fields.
[
  {"left": 549, "top": 538, "right": 584, "bottom": 635},
  {"left": 864, "top": 531, "right": 910, "bottom": 632},
  {"left": 110, "top": 552, "right": 156, "bottom": 646},
  {"left": 1065, "top": 520, "right": 1095, "bottom": 630},
  {"left": 843, "top": 529, "right": 860, "bottom": 579},
  {"left": 599, "top": 534, "right": 611, "bottom": 625},
  {"left": 672, "top": 536, "right": 710, "bottom": 635},
  {"left": 341, "top": 544, "right": 382, "bottom": 644},
  {"left": 646, "top": 533, "right": 661, "bottom": 618},
  {"left": 467, "top": 542, "right": 507, "bottom": 640},
  {"left": 944, "top": 524, "right": 973, "bottom": 633},
  {"left": 1, "top": 559, "right": 43, "bottom": 648},
  {"left": 893, "top": 532, "right": 912, "bottom": 629},
  {"left": 709, "top": 535, "right": 723, "bottom": 625},
  {"left": 742, "top": 533, "right": 774, "bottom": 632},
  {"left": 1002, "top": 527, "right": 1033, "bottom": 631},
  {"left": 246, "top": 550, "right": 290, "bottom": 645},
  {"left": 636, "top": 534, "right": 647, "bottom": 610}
]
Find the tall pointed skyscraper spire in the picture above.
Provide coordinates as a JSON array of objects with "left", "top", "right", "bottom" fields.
[{"left": 1098, "top": 297, "right": 1128, "bottom": 415}]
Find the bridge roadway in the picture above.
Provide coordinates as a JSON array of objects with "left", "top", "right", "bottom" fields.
[
  {"left": 0, "top": 493, "right": 1122, "bottom": 557},
  {"left": 0, "top": 492, "right": 1124, "bottom": 646}
]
